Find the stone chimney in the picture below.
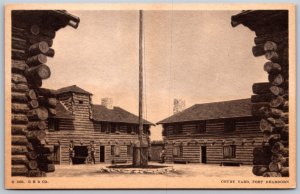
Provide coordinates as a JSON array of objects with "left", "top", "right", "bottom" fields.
[
  {"left": 101, "top": 98, "right": 113, "bottom": 109},
  {"left": 173, "top": 98, "right": 185, "bottom": 114}
]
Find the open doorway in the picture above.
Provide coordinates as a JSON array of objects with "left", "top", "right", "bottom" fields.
[
  {"left": 201, "top": 146, "right": 207, "bottom": 163},
  {"left": 100, "top": 146, "right": 105, "bottom": 162},
  {"left": 73, "top": 146, "right": 88, "bottom": 164}
]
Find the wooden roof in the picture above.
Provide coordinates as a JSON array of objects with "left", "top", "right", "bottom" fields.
[
  {"left": 157, "top": 99, "right": 253, "bottom": 124},
  {"left": 53, "top": 102, "right": 74, "bottom": 119},
  {"left": 92, "top": 104, "right": 154, "bottom": 126},
  {"left": 57, "top": 85, "right": 92, "bottom": 95}
]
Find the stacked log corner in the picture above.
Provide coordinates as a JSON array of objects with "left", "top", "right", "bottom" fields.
[
  {"left": 11, "top": 23, "right": 58, "bottom": 177},
  {"left": 232, "top": 11, "right": 289, "bottom": 177}
]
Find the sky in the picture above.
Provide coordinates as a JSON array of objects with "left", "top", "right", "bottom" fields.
[{"left": 43, "top": 10, "right": 268, "bottom": 140}]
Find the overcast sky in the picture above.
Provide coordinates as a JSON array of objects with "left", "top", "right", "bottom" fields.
[{"left": 44, "top": 10, "right": 268, "bottom": 140}]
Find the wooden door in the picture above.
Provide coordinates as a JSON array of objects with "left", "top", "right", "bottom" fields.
[
  {"left": 201, "top": 146, "right": 207, "bottom": 163},
  {"left": 100, "top": 146, "right": 105, "bottom": 162}
]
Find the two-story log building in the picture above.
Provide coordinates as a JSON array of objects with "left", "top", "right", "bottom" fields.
[
  {"left": 45, "top": 85, "right": 153, "bottom": 164},
  {"left": 157, "top": 99, "right": 264, "bottom": 165}
]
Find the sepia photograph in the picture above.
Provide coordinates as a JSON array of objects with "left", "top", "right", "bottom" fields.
[{"left": 4, "top": 3, "right": 296, "bottom": 189}]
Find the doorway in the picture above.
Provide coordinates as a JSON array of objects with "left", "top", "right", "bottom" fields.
[
  {"left": 73, "top": 146, "right": 88, "bottom": 164},
  {"left": 201, "top": 146, "right": 207, "bottom": 163},
  {"left": 100, "top": 146, "right": 105, "bottom": 162}
]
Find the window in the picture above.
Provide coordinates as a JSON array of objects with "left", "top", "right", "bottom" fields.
[
  {"left": 166, "top": 127, "right": 173, "bottom": 136},
  {"left": 173, "top": 145, "right": 183, "bottom": 157},
  {"left": 162, "top": 128, "right": 167, "bottom": 136},
  {"left": 115, "top": 146, "right": 120, "bottom": 157},
  {"left": 78, "top": 100, "right": 83, "bottom": 104},
  {"left": 111, "top": 123, "right": 116, "bottom": 133},
  {"left": 193, "top": 121, "right": 206, "bottom": 133},
  {"left": 143, "top": 125, "right": 150, "bottom": 135},
  {"left": 223, "top": 145, "right": 236, "bottom": 158},
  {"left": 162, "top": 125, "right": 168, "bottom": 136},
  {"left": 126, "top": 125, "right": 132, "bottom": 134},
  {"left": 111, "top": 145, "right": 115, "bottom": 156},
  {"left": 179, "top": 145, "right": 183, "bottom": 157},
  {"left": 224, "top": 120, "right": 236, "bottom": 132},
  {"left": 101, "top": 123, "right": 108, "bottom": 133},
  {"left": 132, "top": 125, "right": 138, "bottom": 134},
  {"left": 111, "top": 145, "right": 120, "bottom": 157},
  {"left": 173, "top": 147, "right": 179, "bottom": 157},
  {"left": 100, "top": 123, "right": 105, "bottom": 133},
  {"left": 174, "top": 124, "right": 182, "bottom": 134},
  {"left": 127, "top": 145, "right": 133, "bottom": 156},
  {"left": 48, "top": 119, "right": 59, "bottom": 131}
]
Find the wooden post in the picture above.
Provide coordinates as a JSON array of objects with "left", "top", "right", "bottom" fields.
[{"left": 133, "top": 10, "right": 148, "bottom": 167}]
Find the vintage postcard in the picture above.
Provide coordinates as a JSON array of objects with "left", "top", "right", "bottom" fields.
[{"left": 4, "top": 3, "right": 296, "bottom": 189}]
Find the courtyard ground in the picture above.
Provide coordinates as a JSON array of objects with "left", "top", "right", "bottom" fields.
[{"left": 47, "top": 162, "right": 255, "bottom": 178}]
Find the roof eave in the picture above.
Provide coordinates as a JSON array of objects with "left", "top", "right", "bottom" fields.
[
  {"left": 157, "top": 115, "right": 256, "bottom": 125},
  {"left": 92, "top": 119, "right": 155, "bottom": 126},
  {"left": 57, "top": 91, "right": 93, "bottom": 96},
  {"left": 52, "top": 116, "right": 75, "bottom": 120}
]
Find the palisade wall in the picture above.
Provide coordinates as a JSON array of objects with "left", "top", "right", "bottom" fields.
[
  {"left": 11, "top": 10, "right": 79, "bottom": 177},
  {"left": 231, "top": 10, "right": 289, "bottom": 177}
]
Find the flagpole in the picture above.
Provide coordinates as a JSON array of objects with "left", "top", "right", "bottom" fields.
[{"left": 138, "top": 9, "right": 143, "bottom": 145}]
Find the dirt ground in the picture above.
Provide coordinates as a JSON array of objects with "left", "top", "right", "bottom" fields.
[{"left": 48, "top": 162, "right": 255, "bottom": 178}]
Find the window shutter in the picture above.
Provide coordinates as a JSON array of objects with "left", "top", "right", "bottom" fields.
[
  {"left": 127, "top": 145, "right": 133, "bottom": 156},
  {"left": 173, "top": 147, "right": 178, "bottom": 156},
  {"left": 223, "top": 145, "right": 236, "bottom": 158},
  {"left": 179, "top": 145, "right": 183, "bottom": 157},
  {"left": 115, "top": 146, "right": 120, "bottom": 157},
  {"left": 111, "top": 145, "right": 115, "bottom": 155}
]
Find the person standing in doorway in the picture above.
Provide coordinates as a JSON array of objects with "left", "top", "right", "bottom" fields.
[
  {"left": 90, "top": 141, "right": 96, "bottom": 164},
  {"left": 69, "top": 141, "right": 75, "bottom": 165}
]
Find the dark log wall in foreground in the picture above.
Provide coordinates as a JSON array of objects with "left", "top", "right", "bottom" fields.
[
  {"left": 162, "top": 117, "right": 263, "bottom": 165},
  {"left": 231, "top": 10, "right": 289, "bottom": 177},
  {"left": 11, "top": 10, "right": 79, "bottom": 177}
]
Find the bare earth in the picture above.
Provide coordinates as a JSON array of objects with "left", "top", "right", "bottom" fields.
[{"left": 48, "top": 162, "right": 255, "bottom": 178}]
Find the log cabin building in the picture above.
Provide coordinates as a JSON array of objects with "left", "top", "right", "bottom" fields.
[
  {"left": 45, "top": 85, "right": 153, "bottom": 164},
  {"left": 157, "top": 99, "right": 264, "bottom": 165}
]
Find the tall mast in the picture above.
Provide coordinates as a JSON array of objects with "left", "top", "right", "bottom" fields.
[
  {"left": 138, "top": 10, "right": 143, "bottom": 143},
  {"left": 133, "top": 10, "right": 147, "bottom": 167}
]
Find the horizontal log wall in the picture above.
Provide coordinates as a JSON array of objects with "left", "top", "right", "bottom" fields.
[
  {"left": 163, "top": 117, "right": 263, "bottom": 164},
  {"left": 46, "top": 92, "right": 148, "bottom": 164},
  {"left": 231, "top": 10, "right": 289, "bottom": 177},
  {"left": 11, "top": 10, "right": 80, "bottom": 176},
  {"left": 46, "top": 132, "right": 145, "bottom": 164}
]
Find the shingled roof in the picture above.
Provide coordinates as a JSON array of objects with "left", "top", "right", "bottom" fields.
[
  {"left": 57, "top": 85, "right": 92, "bottom": 95},
  {"left": 92, "top": 105, "right": 154, "bottom": 125},
  {"left": 157, "top": 99, "right": 253, "bottom": 124},
  {"left": 53, "top": 102, "right": 74, "bottom": 119}
]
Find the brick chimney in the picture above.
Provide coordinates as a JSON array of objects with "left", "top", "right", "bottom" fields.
[
  {"left": 101, "top": 98, "right": 113, "bottom": 109},
  {"left": 173, "top": 98, "right": 186, "bottom": 114}
]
